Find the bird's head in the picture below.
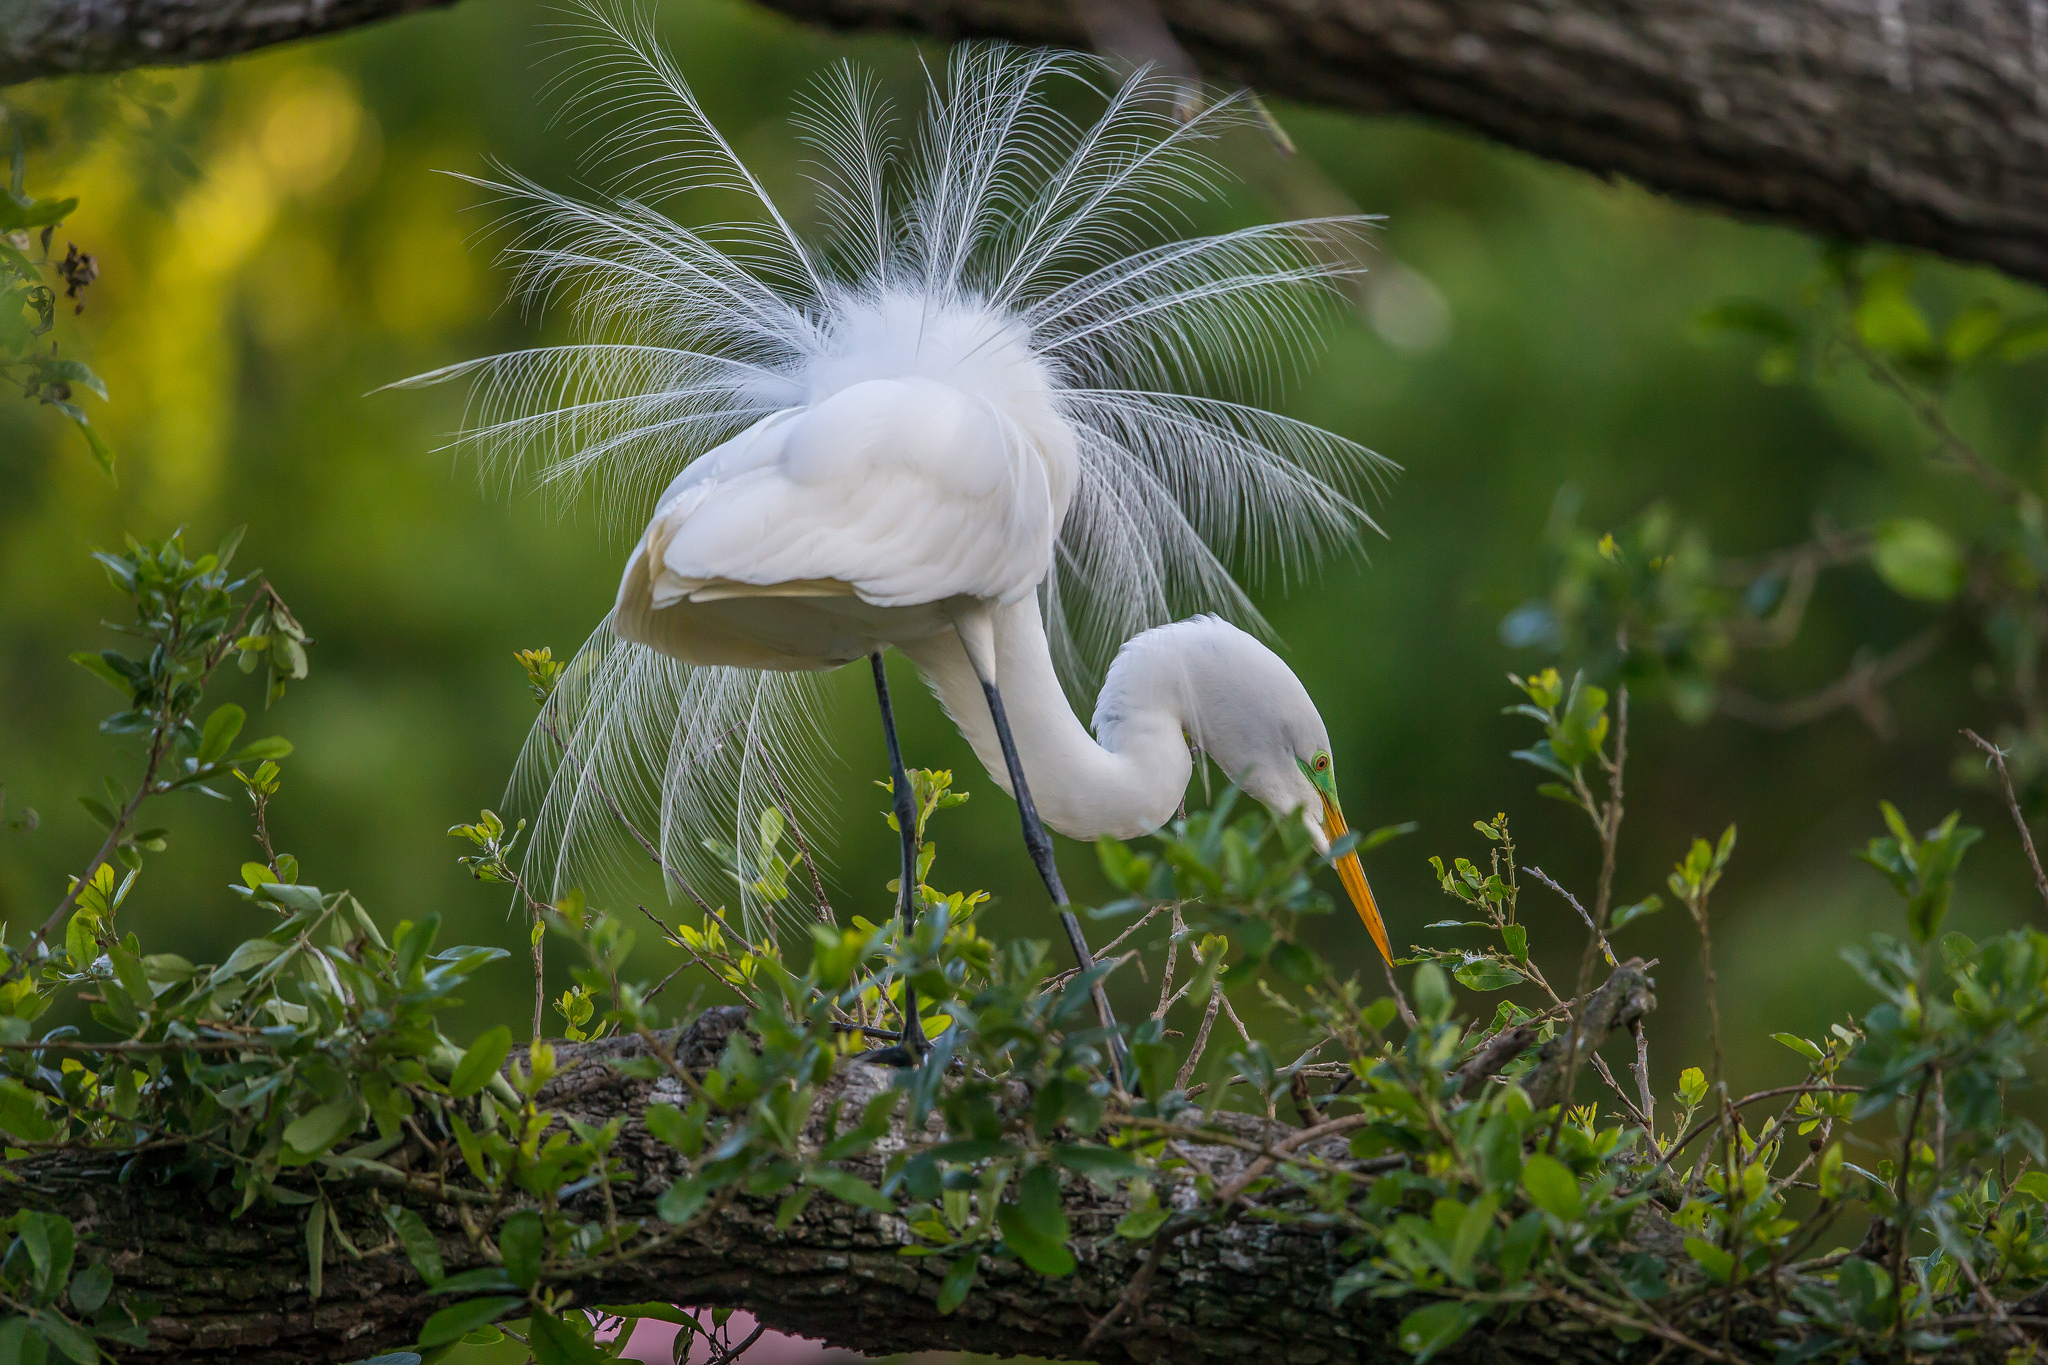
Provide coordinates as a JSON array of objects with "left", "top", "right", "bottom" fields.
[
  {"left": 1106, "top": 616, "right": 1394, "bottom": 966},
  {"left": 1290, "top": 745, "right": 1393, "bottom": 967}
]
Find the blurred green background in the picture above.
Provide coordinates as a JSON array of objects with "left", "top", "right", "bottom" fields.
[{"left": 3, "top": 0, "right": 2046, "bottom": 1299}]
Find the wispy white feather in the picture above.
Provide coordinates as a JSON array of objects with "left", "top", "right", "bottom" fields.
[{"left": 399, "top": 6, "right": 1394, "bottom": 933}]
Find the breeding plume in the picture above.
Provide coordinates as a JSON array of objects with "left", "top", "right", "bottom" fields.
[{"left": 409, "top": 14, "right": 1397, "bottom": 1058}]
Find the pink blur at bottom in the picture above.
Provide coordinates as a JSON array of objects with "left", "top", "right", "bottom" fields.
[{"left": 596, "top": 1311, "right": 854, "bottom": 1363}]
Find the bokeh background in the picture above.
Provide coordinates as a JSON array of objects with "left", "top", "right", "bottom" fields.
[{"left": 2, "top": 2, "right": 2046, "bottom": 1359}]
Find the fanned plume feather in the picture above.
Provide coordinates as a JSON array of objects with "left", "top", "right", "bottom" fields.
[{"left": 398, "top": 4, "right": 1395, "bottom": 934}]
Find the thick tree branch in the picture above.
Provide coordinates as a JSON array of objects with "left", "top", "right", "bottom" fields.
[
  {"left": 755, "top": 0, "right": 2048, "bottom": 288},
  {"left": 7, "top": 972, "right": 1691, "bottom": 1365},
  {"left": 0, "top": 0, "right": 463, "bottom": 86}
]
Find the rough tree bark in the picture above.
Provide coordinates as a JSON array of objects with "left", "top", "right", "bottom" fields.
[
  {"left": 754, "top": 0, "right": 2048, "bottom": 289},
  {"left": 0, "top": 0, "right": 463, "bottom": 86},
  {"left": 11, "top": 970, "right": 1675, "bottom": 1365},
  {"left": 6, "top": 1, "right": 2046, "bottom": 286}
]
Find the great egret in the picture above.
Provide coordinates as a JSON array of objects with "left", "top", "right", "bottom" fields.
[{"left": 408, "top": 18, "right": 1396, "bottom": 1062}]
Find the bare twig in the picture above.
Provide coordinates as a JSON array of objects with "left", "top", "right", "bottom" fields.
[
  {"left": 1526, "top": 865, "right": 1612, "bottom": 965},
  {"left": 1153, "top": 908, "right": 1183, "bottom": 1021},
  {"left": 1717, "top": 625, "right": 1944, "bottom": 737},
  {"left": 1630, "top": 1019, "right": 1657, "bottom": 1150},
  {"left": 1380, "top": 954, "right": 1417, "bottom": 1029},
  {"left": 1549, "top": 682, "right": 1627, "bottom": 1148},
  {"left": 1964, "top": 728, "right": 2048, "bottom": 913},
  {"left": 1176, "top": 984, "right": 1224, "bottom": 1091}
]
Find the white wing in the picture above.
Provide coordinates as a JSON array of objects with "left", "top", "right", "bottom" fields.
[{"left": 635, "top": 377, "right": 1059, "bottom": 615}]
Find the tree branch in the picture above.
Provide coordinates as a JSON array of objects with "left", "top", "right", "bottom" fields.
[
  {"left": 755, "top": 0, "right": 2048, "bottom": 288},
  {"left": 6, "top": 973, "right": 1681, "bottom": 1365},
  {"left": 0, "top": 0, "right": 463, "bottom": 86},
  {"left": 1716, "top": 625, "right": 1946, "bottom": 738}
]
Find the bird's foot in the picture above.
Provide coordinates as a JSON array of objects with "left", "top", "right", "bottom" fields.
[{"left": 854, "top": 1012, "right": 931, "bottom": 1068}]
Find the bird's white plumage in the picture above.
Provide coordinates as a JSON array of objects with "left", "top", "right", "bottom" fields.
[
  {"left": 901, "top": 603, "right": 1324, "bottom": 841},
  {"left": 631, "top": 372, "right": 1065, "bottom": 616},
  {"left": 406, "top": 12, "right": 1392, "bottom": 929}
]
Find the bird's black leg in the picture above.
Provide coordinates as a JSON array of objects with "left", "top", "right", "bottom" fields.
[
  {"left": 977, "top": 676, "right": 1134, "bottom": 1092},
  {"left": 871, "top": 652, "right": 929, "bottom": 1060}
]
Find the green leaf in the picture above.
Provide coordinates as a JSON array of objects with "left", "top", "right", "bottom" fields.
[
  {"left": 305, "top": 1200, "right": 327, "bottom": 1302},
  {"left": 805, "top": 1167, "right": 894, "bottom": 1213},
  {"left": 1411, "top": 962, "right": 1452, "bottom": 1025},
  {"left": 997, "top": 1165, "right": 1075, "bottom": 1277},
  {"left": 67, "top": 651, "right": 130, "bottom": 695},
  {"left": 1520, "top": 1153, "right": 1583, "bottom": 1222},
  {"left": 1051, "top": 1144, "right": 1145, "bottom": 1182},
  {"left": 209, "top": 937, "right": 287, "bottom": 984},
  {"left": 2002, "top": 314, "right": 2048, "bottom": 361},
  {"left": 1397, "top": 1301, "right": 1482, "bottom": 1362},
  {"left": 600, "top": 1304, "right": 697, "bottom": 1326},
  {"left": 230, "top": 736, "right": 294, "bottom": 764},
  {"left": 1818, "top": 1143, "right": 1847, "bottom": 1200},
  {"left": 1115, "top": 1198, "right": 1171, "bottom": 1241},
  {"left": 1871, "top": 518, "right": 1963, "bottom": 603},
  {"left": 449, "top": 1026, "right": 513, "bottom": 1099},
  {"left": 1359, "top": 821, "right": 1420, "bottom": 852},
  {"left": 1856, "top": 282, "right": 1933, "bottom": 356},
  {"left": 384, "top": 1206, "right": 445, "bottom": 1287},
  {"left": 1684, "top": 1236, "right": 1735, "bottom": 1284},
  {"left": 1269, "top": 939, "right": 1319, "bottom": 985},
  {"left": 67, "top": 1261, "right": 110, "bottom": 1315},
  {"left": 1477, "top": 1111, "right": 1524, "bottom": 1188},
  {"left": 1448, "top": 1193, "right": 1499, "bottom": 1280},
  {"left": 0, "top": 1317, "right": 32, "bottom": 1365},
  {"left": 0, "top": 196, "right": 78, "bottom": 231},
  {"left": 1770, "top": 1033, "right": 1825, "bottom": 1065},
  {"left": 1676, "top": 1067, "right": 1708, "bottom": 1109},
  {"left": 1946, "top": 299, "right": 2005, "bottom": 362},
  {"left": 498, "top": 1211, "right": 545, "bottom": 1290},
  {"left": 1453, "top": 958, "right": 1523, "bottom": 991},
  {"left": 936, "top": 1254, "right": 978, "bottom": 1314},
  {"left": 39, "top": 1317, "right": 95, "bottom": 1365},
  {"left": 0, "top": 1077, "right": 56, "bottom": 1142},
  {"left": 198, "top": 704, "right": 247, "bottom": 764},
  {"left": 1609, "top": 896, "right": 1662, "bottom": 932},
  {"left": 428, "top": 1268, "right": 519, "bottom": 1296},
  {"left": 76, "top": 421, "right": 115, "bottom": 481},
  {"left": 284, "top": 1098, "right": 360, "bottom": 1156},
  {"left": 417, "top": 1298, "right": 523, "bottom": 1348},
  {"left": 527, "top": 1310, "right": 602, "bottom": 1365},
  {"left": 657, "top": 1177, "right": 709, "bottom": 1226}
]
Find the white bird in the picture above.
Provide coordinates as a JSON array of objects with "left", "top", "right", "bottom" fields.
[{"left": 407, "top": 16, "right": 1396, "bottom": 1061}]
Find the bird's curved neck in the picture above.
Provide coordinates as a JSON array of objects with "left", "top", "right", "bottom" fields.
[{"left": 898, "top": 600, "right": 1192, "bottom": 841}]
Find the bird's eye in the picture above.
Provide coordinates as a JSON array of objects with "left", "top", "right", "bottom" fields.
[{"left": 1313, "top": 753, "right": 1330, "bottom": 772}]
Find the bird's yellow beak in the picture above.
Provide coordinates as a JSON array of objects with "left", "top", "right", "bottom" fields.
[{"left": 1321, "top": 794, "right": 1393, "bottom": 966}]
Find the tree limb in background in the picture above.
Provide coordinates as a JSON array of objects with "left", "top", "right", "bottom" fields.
[
  {"left": 0, "top": 0, "right": 463, "bottom": 86},
  {"left": 1716, "top": 625, "right": 1946, "bottom": 738},
  {"left": 755, "top": 0, "right": 2048, "bottom": 287}
]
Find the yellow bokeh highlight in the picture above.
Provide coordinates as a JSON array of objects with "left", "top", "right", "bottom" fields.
[
  {"left": 371, "top": 149, "right": 482, "bottom": 337},
  {"left": 87, "top": 62, "right": 381, "bottom": 518},
  {"left": 257, "top": 68, "right": 365, "bottom": 196}
]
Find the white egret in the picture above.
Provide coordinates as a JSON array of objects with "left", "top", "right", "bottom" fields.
[{"left": 407, "top": 16, "right": 1397, "bottom": 1063}]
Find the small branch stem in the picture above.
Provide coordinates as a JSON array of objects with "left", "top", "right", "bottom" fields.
[{"left": 1964, "top": 728, "right": 2048, "bottom": 913}]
